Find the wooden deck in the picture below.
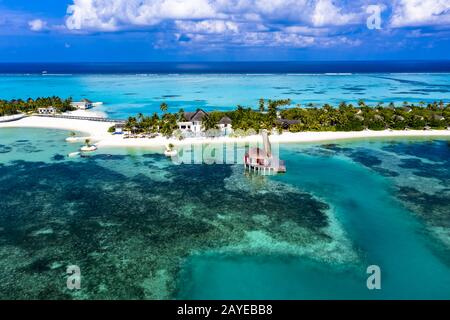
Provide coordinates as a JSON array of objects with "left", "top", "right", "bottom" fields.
[
  {"left": 243, "top": 130, "right": 287, "bottom": 174},
  {"left": 244, "top": 159, "right": 286, "bottom": 174}
]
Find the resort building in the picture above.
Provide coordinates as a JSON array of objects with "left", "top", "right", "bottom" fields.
[
  {"left": 218, "top": 116, "right": 233, "bottom": 135},
  {"left": 114, "top": 123, "right": 125, "bottom": 134},
  {"left": 401, "top": 106, "right": 413, "bottom": 113},
  {"left": 177, "top": 109, "right": 234, "bottom": 136},
  {"left": 71, "top": 99, "right": 93, "bottom": 110},
  {"left": 37, "top": 107, "right": 57, "bottom": 115},
  {"left": 178, "top": 109, "right": 208, "bottom": 135},
  {"left": 276, "top": 119, "right": 301, "bottom": 130}
]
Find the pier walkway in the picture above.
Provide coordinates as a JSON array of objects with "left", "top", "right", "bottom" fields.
[{"left": 35, "top": 114, "right": 126, "bottom": 124}]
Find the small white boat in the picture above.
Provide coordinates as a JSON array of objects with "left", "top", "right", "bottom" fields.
[
  {"left": 164, "top": 144, "right": 177, "bottom": 157},
  {"left": 164, "top": 149, "right": 178, "bottom": 157},
  {"left": 92, "top": 102, "right": 103, "bottom": 106},
  {"left": 68, "top": 152, "right": 80, "bottom": 158},
  {"left": 65, "top": 137, "right": 79, "bottom": 142},
  {"left": 80, "top": 145, "right": 98, "bottom": 152}
]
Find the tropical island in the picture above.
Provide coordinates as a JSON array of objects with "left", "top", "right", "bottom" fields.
[
  {"left": 0, "top": 96, "right": 75, "bottom": 116},
  {"left": 119, "top": 99, "right": 450, "bottom": 138},
  {"left": 1, "top": 96, "right": 450, "bottom": 149}
]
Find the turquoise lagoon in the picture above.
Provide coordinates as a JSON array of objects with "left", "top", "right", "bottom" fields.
[
  {"left": 0, "top": 128, "right": 449, "bottom": 299},
  {"left": 1, "top": 72, "right": 450, "bottom": 299},
  {"left": 1, "top": 73, "right": 450, "bottom": 118}
]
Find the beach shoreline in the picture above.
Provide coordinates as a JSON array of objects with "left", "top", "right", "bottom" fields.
[{"left": 1, "top": 116, "right": 450, "bottom": 151}]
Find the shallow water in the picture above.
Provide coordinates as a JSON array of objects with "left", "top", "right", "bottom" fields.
[
  {"left": 0, "top": 128, "right": 449, "bottom": 299},
  {"left": 1, "top": 73, "right": 450, "bottom": 118},
  {"left": 180, "top": 142, "right": 450, "bottom": 299}
]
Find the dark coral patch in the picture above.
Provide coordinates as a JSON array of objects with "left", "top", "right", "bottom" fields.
[
  {"left": 0, "top": 155, "right": 330, "bottom": 299},
  {"left": 52, "top": 154, "right": 65, "bottom": 161},
  {"left": 0, "top": 144, "right": 12, "bottom": 154}
]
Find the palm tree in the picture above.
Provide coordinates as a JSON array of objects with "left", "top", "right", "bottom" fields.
[
  {"left": 125, "top": 116, "right": 137, "bottom": 133},
  {"left": 202, "top": 114, "right": 218, "bottom": 131},
  {"left": 259, "top": 98, "right": 265, "bottom": 113},
  {"left": 160, "top": 102, "right": 168, "bottom": 113},
  {"left": 85, "top": 139, "right": 91, "bottom": 147},
  {"left": 177, "top": 108, "right": 186, "bottom": 121},
  {"left": 160, "top": 114, "right": 177, "bottom": 138}
]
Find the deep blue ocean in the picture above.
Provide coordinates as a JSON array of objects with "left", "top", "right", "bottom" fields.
[{"left": 1, "top": 61, "right": 450, "bottom": 74}]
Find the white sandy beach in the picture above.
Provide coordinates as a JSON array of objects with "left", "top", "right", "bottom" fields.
[
  {"left": 1, "top": 115, "right": 450, "bottom": 151},
  {"left": 0, "top": 115, "right": 112, "bottom": 141}
]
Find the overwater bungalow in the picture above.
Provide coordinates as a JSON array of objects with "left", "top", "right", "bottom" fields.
[
  {"left": 244, "top": 130, "right": 286, "bottom": 174},
  {"left": 71, "top": 99, "right": 93, "bottom": 110}
]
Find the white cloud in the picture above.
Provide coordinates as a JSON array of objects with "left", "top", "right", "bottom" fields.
[
  {"left": 63, "top": 0, "right": 365, "bottom": 48},
  {"left": 66, "top": 0, "right": 218, "bottom": 31},
  {"left": 60, "top": 0, "right": 450, "bottom": 49},
  {"left": 312, "top": 0, "right": 358, "bottom": 27},
  {"left": 65, "top": 0, "right": 360, "bottom": 32},
  {"left": 390, "top": 0, "right": 450, "bottom": 27},
  {"left": 284, "top": 25, "right": 331, "bottom": 37},
  {"left": 28, "top": 19, "right": 48, "bottom": 32},
  {"left": 175, "top": 20, "right": 239, "bottom": 34}
]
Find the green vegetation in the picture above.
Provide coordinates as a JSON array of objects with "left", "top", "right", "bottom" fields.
[
  {"left": 280, "top": 101, "right": 450, "bottom": 131},
  {"left": 124, "top": 113, "right": 160, "bottom": 134},
  {"left": 160, "top": 113, "right": 178, "bottom": 138},
  {"left": 0, "top": 97, "right": 75, "bottom": 116},
  {"left": 124, "top": 99, "right": 450, "bottom": 137}
]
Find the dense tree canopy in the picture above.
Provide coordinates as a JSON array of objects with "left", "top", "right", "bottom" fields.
[
  {"left": 0, "top": 97, "right": 75, "bottom": 116},
  {"left": 280, "top": 101, "right": 450, "bottom": 132},
  {"left": 123, "top": 100, "right": 450, "bottom": 138}
]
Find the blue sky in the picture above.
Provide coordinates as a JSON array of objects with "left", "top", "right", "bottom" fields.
[{"left": 0, "top": 0, "right": 450, "bottom": 62}]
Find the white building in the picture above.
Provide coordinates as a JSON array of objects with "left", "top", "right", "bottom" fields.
[
  {"left": 71, "top": 99, "right": 93, "bottom": 110},
  {"left": 114, "top": 123, "right": 125, "bottom": 134},
  {"left": 177, "top": 109, "right": 233, "bottom": 136},
  {"left": 178, "top": 109, "right": 209, "bottom": 135},
  {"left": 218, "top": 116, "right": 233, "bottom": 135},
  {"left": 37, "top": 107, "right": 56, "bottom": 115}
]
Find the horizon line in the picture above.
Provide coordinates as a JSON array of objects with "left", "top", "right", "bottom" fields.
[{"left": 1, "top": 59, "right": 450, "bottom": 64}]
